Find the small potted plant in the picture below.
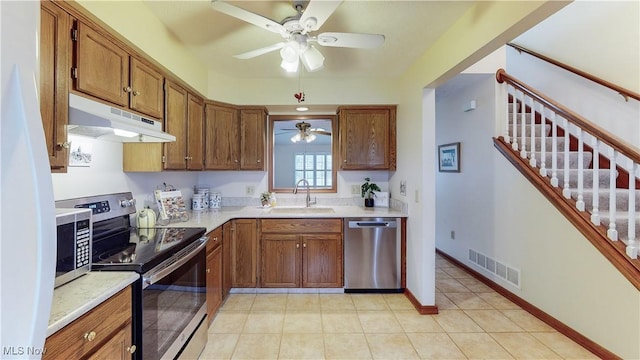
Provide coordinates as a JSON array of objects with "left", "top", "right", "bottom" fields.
[
  {"left": 260, "top": 192, "right": 271, "bottom": 206},
  {"left": 361, "top": 177, "right": 381, "bottom": 207}
]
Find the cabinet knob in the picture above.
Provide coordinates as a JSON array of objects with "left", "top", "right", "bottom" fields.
[
  {"left": 213, "top": 237, "right": 218, "bottom": 241},
  {"left": 257, "top": 159, "right": 261, "bottom": 163},
  {"left": 123, "top": 86, "right": 132, "bottom": 93},
  {"left": 206, "top": 268, "right": 210, "bottom": 273},
  {"left": 84, "top": 331, "right": 97, "bottom": 342},
  {"left": 133, "top": 90, "right": 141, "bottom": 96},
  {"left": 57, "top": 142, "right": 70, "bottom": 150},
  {"left": 343, "top": 160, "right": 347, "bottom": 163},
  {"left": 296, "top": 243, "right": 300, "bottom": 248},
  {"left": 303, "top": 243, "right": 306, "bottom": 248},
  {"left": 234, "top": 159, "right": 239, "bottom": 163},
  {"left": 127, "top": 345, "right": 137, "bottom": 354}
]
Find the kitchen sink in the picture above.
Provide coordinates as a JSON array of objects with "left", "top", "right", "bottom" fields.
[{"left": 268, "top": 207, "right": 335, "bottom": 214}]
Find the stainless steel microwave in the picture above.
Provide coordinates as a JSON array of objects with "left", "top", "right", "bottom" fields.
[{"left": 55, "top": 208, "right": 92, "bottom": 288}]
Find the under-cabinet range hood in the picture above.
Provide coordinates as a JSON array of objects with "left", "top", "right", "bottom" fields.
[{"left": 68, "top": 93, "right": 175, "bottom": 142}]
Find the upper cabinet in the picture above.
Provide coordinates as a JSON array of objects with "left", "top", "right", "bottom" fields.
[
  {"left": 72, "top": 21, "right": 163, "bottom": 119},
  {"left": 164, "top": 80, "right": 204, "bottom": 170},
  {"left": 204, "top": 103, "right": 267, "bottom": 170},
  {"left": 240, "top": 107, "right": 267, "bottom": 171},
  {"left": 338, "top": 105, "right": 397, "bottom": 170},
  {"left": 40, "top": 1, "right": 72, "bottom": 172}
]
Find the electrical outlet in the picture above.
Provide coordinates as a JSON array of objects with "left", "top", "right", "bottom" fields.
[
  {"left": 351, "top": 185, "right": 360, "bottom": 195},
  {"left": 245, "top": 185, "right": 255, "bottom": 196},
  {"left": 450, "top": 231, "right": 455, "bottom": 240}
]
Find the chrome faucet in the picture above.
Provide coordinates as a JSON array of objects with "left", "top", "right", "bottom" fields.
[{"left": 293, "top": 179, "right": 316, "bottom": 207}]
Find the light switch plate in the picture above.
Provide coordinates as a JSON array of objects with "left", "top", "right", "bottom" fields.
[{"left": 375, "top": 192, "right": 389, "bottom": 207}]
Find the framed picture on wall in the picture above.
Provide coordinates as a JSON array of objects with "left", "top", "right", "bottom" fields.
[{"left": 438, "top": 142, "right": 460, "bottom": 172}]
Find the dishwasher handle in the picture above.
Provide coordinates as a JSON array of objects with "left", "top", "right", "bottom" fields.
[{"left": 348, "top": 220, "right": 397, "bottom": 228}]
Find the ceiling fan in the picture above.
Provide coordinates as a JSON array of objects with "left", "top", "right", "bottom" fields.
[
  {"left": 280, "top": 121, "right": 331, "bottom": 143},
  {"left": 210, "top": 0, "right": 385, "bottom": 72}
]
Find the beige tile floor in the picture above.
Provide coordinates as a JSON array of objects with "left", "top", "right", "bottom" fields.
[{"left": 199, "top": 254, "right": 598, "bottom": 359}]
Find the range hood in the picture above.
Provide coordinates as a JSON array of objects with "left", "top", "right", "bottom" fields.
[{"left": 68, "top": 93, "right": 175, "bottom": 143}]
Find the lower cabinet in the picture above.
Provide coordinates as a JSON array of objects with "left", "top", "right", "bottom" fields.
[
  {"left": 43, "top": 286, "right": 134, "bottom": 360},
  {"left": 260, "top": 219, "right": 343, "bottom": 288},
  {"left": 206, "top": 227, "right": 223, "bottom": 325},
  {"left": 230, "top": 219, "right": 258, "bottom": 288}
]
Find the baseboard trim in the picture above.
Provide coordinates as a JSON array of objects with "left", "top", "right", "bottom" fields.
[
  {"left": 436, "top": 249, "right": 620, "bottom": 360},
  {"left": 404, "top": 288, "right": 439, "bottom": 315}
]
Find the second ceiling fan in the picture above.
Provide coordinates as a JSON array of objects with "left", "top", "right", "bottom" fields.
[{"left": 211, "top": 0, "right": 385, "bottom": 72}]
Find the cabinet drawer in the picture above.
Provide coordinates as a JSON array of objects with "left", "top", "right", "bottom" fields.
[
  {"left": 43, "top": 287, "right": 132, "bottom": 360},
  {"left": 261, "top": 219, "right": 342, "bottom": 233},
  {"left": 206, "top": 226, "right": 223, "bottom": 254}
]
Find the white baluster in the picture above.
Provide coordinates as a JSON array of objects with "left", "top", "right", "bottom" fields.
[
  {"left": 608, "top": 149, "right": 618, "bottom": 241},
  {"left": 575, "top": 128, "right": 585, "bottom": 211},
  {"left": 590, "top": 138, "right": 600, "bottom": 225},
  {"left": 520, "top": 92, "right": 527, "bottom": 158},
  {"left": 538, "top": 104, "right": 547, "bottom": 176},
  {"left": 511, "top": 88, "right": 519, "bottom": 151},
  {"left": 626, "top": 163, "right": 638, "bottom": 259},
  {"left": 529, "top": 98, "right": 537, "bottom": 167},
  {"left": 562, "top": 117, "right": 571, "bottom": 199},
  {"left": 504, "top": 84, "right": 510, "bottom": 143},
  {"left": 550, "top": 112, "right": 559, "bottom": 187}
]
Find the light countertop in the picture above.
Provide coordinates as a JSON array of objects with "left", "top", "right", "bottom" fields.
[
  {"left": 47, "top": 272, "right": 139, "bottom": 336},
  {"left": 165, "top": 205, "right": 407, "bottom": 233}
]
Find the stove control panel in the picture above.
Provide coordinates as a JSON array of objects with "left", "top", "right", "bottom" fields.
[{"left": 75, "top": 200, "right": 110, "bottom": 214}]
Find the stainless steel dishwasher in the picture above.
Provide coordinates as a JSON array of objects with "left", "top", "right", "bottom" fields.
[{"left": 344, "top": 218, "right": 402, "bottom": 292}]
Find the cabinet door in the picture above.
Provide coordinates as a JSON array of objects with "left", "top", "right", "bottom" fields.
[
  {"left": 40, "top": 2, "right": 70, "bottom": 172},
  {"left": 163, "top": 80, "right": 188, "bottom": 169},
  {"left": 206, "top": 245, "right": 223, "bottom": 324},
  {"left": 240, "top": 108, "right": 266, "bottom": 170},
  {"left": 261, "top": 234, "right": 300, "bottom": 288},
  {"left": 86, "top": 322, "right": 133, "bottom": 360},
  {"left": 74, "top": 22, "right": 129, "bottom": 107},
  {"left": 129, "top": 57, "right": 163, "bottom": 119},
  {"left": 204, "top": 104, "right": 239, "bottom": 170},
  {"left": 302, "top": 234, "right": 343, "bottom": 288},
  {"left": 222, "top": 222, "right": 232, "bottom": 297},
  {"left": 187, "top": 94, "right": 204, "bottom": 170},
  {"left": 339, "top": 107, "right": 396, "bottom": 170},
  {"left": 231, "top": 219, "right": 257, "bottom": 287}
]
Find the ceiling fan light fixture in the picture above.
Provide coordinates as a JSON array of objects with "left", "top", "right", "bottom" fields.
[
  {"left": 300, "top": 45, "right": 325, "bottom": 72},
  {"left": 296, "top": 106, "right": 309, "bottom": 112}
]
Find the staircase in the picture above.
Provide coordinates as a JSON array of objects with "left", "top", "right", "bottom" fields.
[{"left": 494, "top": 69, "right": 640, "bottom": 290}]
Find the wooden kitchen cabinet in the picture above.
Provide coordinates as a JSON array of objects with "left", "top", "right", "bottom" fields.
[
  {"left": 40, "top": 1, "right": 71, "bottom": 172},
  {"left": 43, "top": 286, "right": 134, "bottom": 360},
  {"left": 338, "top": 105, "right": 397, "bottom": 170},
  {"left": 206, "top": 227, "right": 223, "bottom": 325},
  {"left": 222, "top": 221, "right": 233, "bottom": 297},
  {"left": 73, "top": 21, "right": 163, "bottom": 119},
  {"left": 240, "top": 107, "right": 267, "bottom": 170},
  {"left": 260, "top": 219, "right": 343, "bottom": 288},
  {"left": 230, "top": 219, "right": 258, "bottom": 287},
  {"left": 204, "top": 103, "right": 267, "bottom": 170},
  {"left": 163, "top": 81, "right": 204, "bottom": 170}
]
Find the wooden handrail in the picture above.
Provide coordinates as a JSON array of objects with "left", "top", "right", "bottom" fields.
[
  {"left": 496, "top": 69, "right": 640, "bottom": 164},
  {"left": 507, "top": 43, "right": 640, "bottom": 102}
]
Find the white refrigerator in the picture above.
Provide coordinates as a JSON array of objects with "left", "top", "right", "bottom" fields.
[{"left": 1, "top": 1, "right": 57, "bottom": 358}]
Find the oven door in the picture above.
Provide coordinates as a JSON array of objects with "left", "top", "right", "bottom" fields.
[{"left": 139, "top": 237, "right": 208, "bottom": 360}]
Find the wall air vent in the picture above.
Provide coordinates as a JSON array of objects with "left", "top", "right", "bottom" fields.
[{"left": 468, "top": 248, "right": 521, "bottom": 289}]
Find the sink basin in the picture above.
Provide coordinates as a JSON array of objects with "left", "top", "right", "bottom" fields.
[{"left": 268, "top": 207, "right": 335, "bottom": 214}]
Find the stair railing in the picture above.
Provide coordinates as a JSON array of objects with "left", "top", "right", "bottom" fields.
[{"left": 496, "top": 68, "right": 640, "bottom": 260}]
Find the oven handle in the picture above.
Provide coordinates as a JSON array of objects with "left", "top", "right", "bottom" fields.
[{"left": 142, "top": 236, "right": 209, "bottom": 288}]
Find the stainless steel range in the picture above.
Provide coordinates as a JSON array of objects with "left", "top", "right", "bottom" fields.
[{"left": 56, "top": 192, "right": 208, "bottom": 360}]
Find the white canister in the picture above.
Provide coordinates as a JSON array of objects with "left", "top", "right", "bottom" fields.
[
  {"left": 209, "top": 192, "right": 221, "bottom": 209},
  {"left": 195, "top": 187, "right": 209, "bottom": 208},
  {"left": 192, "top": 193, "right": 205, "bottom": 211}
]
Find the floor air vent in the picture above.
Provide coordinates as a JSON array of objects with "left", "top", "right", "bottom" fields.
[{"left": 468, "top": 248, "right": 521, "bottom": 288}]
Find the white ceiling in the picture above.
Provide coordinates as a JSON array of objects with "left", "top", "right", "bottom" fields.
[{"left": 143, "top": 0, "right": 476, "bottom": 80}]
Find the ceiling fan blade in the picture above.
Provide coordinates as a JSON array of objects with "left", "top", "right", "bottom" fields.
[
  {"left": 211, "top": 0, "right": 287, "bottom": 36},
  {"left": 299, "top": 0, "right": 342, "bottom": 34},
  {"left": 233, "top": 42, "right": 286, "bottom": 59},
  {"left": 316, "top": 32, "right": 385, "bottom": 49},
  {"left": 311, "top": 130, "right": 331, "bottom": 136}
]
